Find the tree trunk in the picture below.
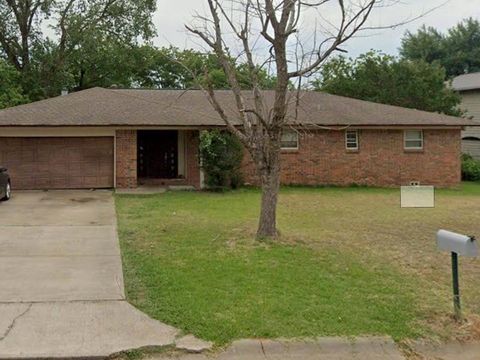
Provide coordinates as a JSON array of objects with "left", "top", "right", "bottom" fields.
[{"left": 256, "top": 149, "right": 281, "bottom": 239}]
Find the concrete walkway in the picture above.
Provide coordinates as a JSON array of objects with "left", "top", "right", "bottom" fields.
[{"left": 0, "top": 190, "right": 180, "bottom": 358}]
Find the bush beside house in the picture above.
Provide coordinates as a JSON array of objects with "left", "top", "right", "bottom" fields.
[
  {"left": 199, "top": 130, "right": 244, "bottom": 190},
  {"left": 462, "top": 154, "right": 480, "bottom": 181}
]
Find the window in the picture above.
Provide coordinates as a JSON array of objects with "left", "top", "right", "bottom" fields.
[
  {"left": 281, "top": 129, "right": 299, "bottom": 149},
  {"left": 404, "top": 130, "right": 423, "bottom": 149},
  {"left": 345, "top": 130, "right": 359, "bottom": 150}
]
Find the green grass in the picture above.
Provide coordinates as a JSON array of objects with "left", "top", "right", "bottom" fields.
[
  {"left": 116, "top": 182, "right": 480, "bottom": 345},
  {"left": 114, "top": 185, "right": 480, "bottom": 345},
  {"left": 440, "top": 181, "right": 480, "bottom": 196},
  {"left": 280, "top": 181, "right": 480, "bottom": 196}
]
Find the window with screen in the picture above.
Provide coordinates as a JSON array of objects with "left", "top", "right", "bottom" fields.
[
  {"left": 404, "top": 130, "right": 423, "bottom": 149},
  {"left": 281, "top": 129, "right": 299, "bottom": 149},
  {"left": 345, "top": 130, "right": 359, "bottom": 150}
]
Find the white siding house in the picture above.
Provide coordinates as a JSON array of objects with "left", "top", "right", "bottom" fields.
[{"left": 452, "top": 73, "right": 480, "bottom": 160}]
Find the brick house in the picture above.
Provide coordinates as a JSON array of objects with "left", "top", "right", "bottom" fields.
[{"left": 0, "top": 87, "right": 475, "bottom": 190}]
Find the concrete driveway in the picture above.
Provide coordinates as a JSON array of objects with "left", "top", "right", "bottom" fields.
[
  {"left": 0, "top": 190, "right": 185, "bottom": 358},
  {"left": 0, "top": 190, "right": 124, "bottom": 302}
]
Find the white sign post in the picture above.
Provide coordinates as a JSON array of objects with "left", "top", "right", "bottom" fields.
[{"left": 401, "top": 186, "right": 435, "bottom": 208}]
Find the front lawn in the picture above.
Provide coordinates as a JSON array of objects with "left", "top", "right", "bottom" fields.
[{"left": 115, "top": 183, "right": 480, "bottom": 345}]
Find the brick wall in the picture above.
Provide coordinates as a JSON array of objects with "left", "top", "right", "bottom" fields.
[
  {"left": 241, "top": 129, "right": 462, "bottom": 187},
  {"left": 115, "top": 130, "right": 137, "bottom": 188},
  {"left": 185, "top": 130, "right": 201, "bottom": 189}
]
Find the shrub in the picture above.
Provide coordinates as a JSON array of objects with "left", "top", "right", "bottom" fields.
[
  {"left": 461, "top": 154, "right": 480, "bottom": 181},
  {"left": 199, "top": 130, "right": 244, "bottom": 190}
]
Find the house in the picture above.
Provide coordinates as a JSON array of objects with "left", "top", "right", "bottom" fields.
[
  {"left": 0, "top": 87, "right": 474, "bottom": 190},
  {"left": 452, "top": 72, "right": 480, "bottom": 160}
]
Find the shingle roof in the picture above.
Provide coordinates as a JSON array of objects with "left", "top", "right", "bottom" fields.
[
  {"left": 452, "top": 72, "right": 480, "bottom": 92},
  {"left": 0, "top": 87, "right": 474, "bottom": 127}
]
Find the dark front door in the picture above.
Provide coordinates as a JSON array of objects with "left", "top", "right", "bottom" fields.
[{"left": 138, "top": 131, "right": 178, "bottom": 179}]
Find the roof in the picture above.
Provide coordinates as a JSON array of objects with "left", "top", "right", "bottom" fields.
[
  {"left": 0, "top": 87, "right": 474, "bottom": 127},
  {"left": 452, "top": 72, "right": 480, "bottom": 92}
]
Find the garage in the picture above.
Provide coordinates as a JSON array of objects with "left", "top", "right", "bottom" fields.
[{"left": 0, "top": 137, "right": 114, "bottom": 189}]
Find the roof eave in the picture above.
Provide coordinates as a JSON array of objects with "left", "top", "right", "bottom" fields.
[
  {"left": 0, "top": 123, "right": 471, "bottom": 128},
  {"left": 454, "top": 86, "right": 480, "bottom": 92}
]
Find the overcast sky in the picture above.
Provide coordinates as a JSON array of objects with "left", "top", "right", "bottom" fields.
[{"left": 152, "top": 0, "right": 479, "bottom": 58}]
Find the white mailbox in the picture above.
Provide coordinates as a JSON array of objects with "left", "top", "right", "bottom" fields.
[{"left": 436, "top": 230, "right": 478, "bottom": 257}]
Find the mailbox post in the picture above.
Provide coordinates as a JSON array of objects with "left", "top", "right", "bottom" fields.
[
  {"left": 436, "top": 230, "right": 478, "bottom": 321},
  {"left": 451, "top": 251, "right": 461, "bottom": 320}
]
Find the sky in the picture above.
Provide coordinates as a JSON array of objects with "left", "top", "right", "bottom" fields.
[{"left": 152, "top": 0, "right": 479, "bottom": 58}]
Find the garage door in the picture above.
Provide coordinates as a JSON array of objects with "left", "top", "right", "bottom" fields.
[{"left": 0, "top": 137, "right": 114, "bottom": 189}]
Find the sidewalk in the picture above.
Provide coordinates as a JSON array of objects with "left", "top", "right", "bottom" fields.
[
  {"left": 145, "top": 337, "right": 405, "bottom": 360},
  {"left": 410, "top": 340, "right": 480, "bottom": 360}
]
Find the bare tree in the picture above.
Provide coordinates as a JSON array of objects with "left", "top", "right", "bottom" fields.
[{"left": 185, "top": 0, "right": 429, "bottom": 239}]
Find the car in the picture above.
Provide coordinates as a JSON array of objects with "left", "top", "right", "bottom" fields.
[{"left": 0, "top": 167, "right": 11, "bottom": 201}]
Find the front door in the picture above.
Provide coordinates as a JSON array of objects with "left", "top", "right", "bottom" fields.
[{"left": 137, "top": 131, "right": 178, "bottom": 179}]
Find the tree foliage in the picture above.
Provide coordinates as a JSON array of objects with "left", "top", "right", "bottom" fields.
[
  {"left": 314, "top": 51, "right": 461, "bottom": 116},
  {"left": 400, "top": 18, "right": 480, "bottom": 77},
  {"left": 133, "top": 46, "right": 277, "bottom": 90},
  {"left": 0, "top": 0, "right": 278, "bottom": 104},
  {"left": 0, "top": 0, "right": 156, "bottom": 99},
  {"left": 0, "top": 59, "right": 29, "bottom": 109}
]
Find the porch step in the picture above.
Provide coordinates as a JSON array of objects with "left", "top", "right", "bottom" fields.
[
  {"left": 168, "top": 185, "right": 196, "bottom": 191},
  {"left": 116, "top": 185, "right": 195, "bottom": 195},
  {"left": 116, "top": 187, "right": 167, "bottom": 195}
]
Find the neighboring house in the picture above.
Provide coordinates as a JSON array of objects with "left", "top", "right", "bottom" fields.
[
  {"left": 0, "top": 87, "right": 475, "bottom": 190},
  {"left": 452, "top": 72, "right": 480, "bottom": 160}
]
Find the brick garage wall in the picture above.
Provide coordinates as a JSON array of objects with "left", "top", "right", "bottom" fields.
[
  {"left": 115, "top": 130, "right": 137, "bottom": 188},
  {"left": 242, "top": 129, "right": 461, "bottom": 187}
]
